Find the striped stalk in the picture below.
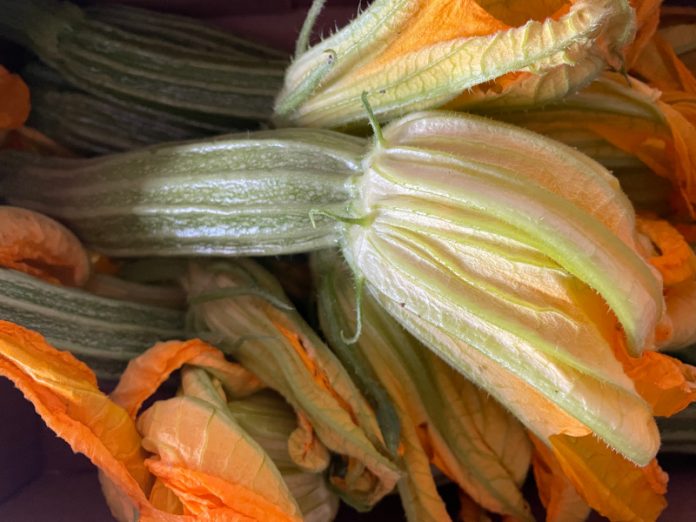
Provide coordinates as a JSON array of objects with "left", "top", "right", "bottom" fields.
[
  {"left": 28, "top": 86, "right": 229, "bottom": 155},
  {"left": 0, "top": 0, "right": 287, "bottom": 126},
  {"left": 86, "top": 4, "right": 285, "bottom": 60},
  {"left": 0, "top": 129, "right": 364, "bottom": 257},
  {"left": 0, "top": 268, "right": 185, "bottom": 379}
]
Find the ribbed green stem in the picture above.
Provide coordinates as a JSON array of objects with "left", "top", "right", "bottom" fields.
[
  {"left": 86, "top": 4, "right": 286, "bottom": 60},
  {"left": 0, "top": 268, "right": 185, "bottom": 379},
  {"left": 0, "top": 130, "right": 364, "bottom": 257},
  {"left": 28, "top": 86, "right": 228, "bottom": 155},
  {"left": 0, "top": 0, "right": 286, "bottom": 125}
]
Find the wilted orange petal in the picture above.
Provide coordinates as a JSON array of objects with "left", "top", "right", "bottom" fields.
[
  {"left": 0, "top": 321, "right": 151, "bottom": 504},
  {"left": 150, "top": 479, "right": 184, "bottom": 515},
  {"left": 579, "top": 111, "right": 671, "bottom": 183},
  {"left": 626, "top": 0, "right": 662, "bottom": 67},
  {"left": 0, "top": 66, "right": 30, "bottom": 130},
  {"left": 147, "top": 460, "right": 298, "bottom": 522},
  {"left": 0, "top": 206, "right": 90, "bottom": 286},
  {"left": 636, "top": 216, "right": 696, "bottom": 286},
  {"left": 288, "top": 411, "right": 327, "bottom": 472},
  {"left": 659, "top": 100, "right": 696, "bottom": 205},
  {"left": 635, "top": 34, "right": 696, "bottom": 94},
  {"left": 530, "top": 436, "right": 590, "bottom": 522},
  {"left": 663, "top": 277, "right": 696, "bottom": 350},
  {"left": 111, "top": 339, "right": 261, "bottom": 418},
  {"left": 632, "top": 33, "right": 696, "bottom": 93},
  {"left": 577, "top": 90, "right": 696, "bottom": 216},
  {"left": 111, "top": 339, "right": 226, "bottom": 417},
  {"left": 548, "top": 433, "right": 667, "bottom": 522},
  {"left": 619, "top": 348, "right": 696, "bottom": 416}
]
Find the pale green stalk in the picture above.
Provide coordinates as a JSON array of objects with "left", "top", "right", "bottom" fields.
[
  {"left": 0, "top": 129, "right": 365, "bottom": 257},
  {"left": 0, "top": 268, "right": 184, "bottom": 379}
]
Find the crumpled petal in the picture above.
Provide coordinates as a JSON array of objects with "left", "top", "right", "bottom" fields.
[
  {"left": 0, "top": 206, "right": 90, "bottom": 286},
  {"left": 531, "top": 436, "right": 591, "bottom": 522},
  {"left": 632, "top": 32, "right": 696, "bottom": 93},
  {"left": 547, "top": 433, "right": 667, "bottom": 522},
  {"left": 613, "top": 327, "right": 696, "bottom": 416},
  {"left": 663, "top": 278, "right": 696, "bottom": 349},
  {"left": 138, "top": 395, "right": 302, "bottom": 522},
  {"left": 0, "top": 66, "right": 30, "bottom": 130},
  {"left": 0, "top": 321, "right": 154, "bottom": 518},
  {"left": 145, "top": 460, "right": 298, "bottom": 522},
  {"left": 111, "top": 338, "right": 263, "bottom": 418},
  {"left": 625, "top": 0, "right": 662, "bottom": 67},
  {"left": 658, "top": 13, "right": 696, "bottom": 76},
  {"left": 222, "top": 388, "right": 340, "bottom": 522},
  {"left": 636, "top": 216, "right": 696, "bottom": 286}
]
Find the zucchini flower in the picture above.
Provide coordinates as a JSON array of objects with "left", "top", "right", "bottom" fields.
[
  {"left": 314, "top": 249, "right": 532, "bottom": 521},
  {"left": 182, "top": 259, "right": 401, "bottom": 510},
  {"left": 215, "top": 384, "right": 340, "bottom": 522},
  {"left": 0, "top": 323, "right": 311, "bottom": 521},
  {"left": 275, "top": 0, "right": 636, "bottom": 128},
  {"left": 0, "top": 206, "right": 89, "bottom": 287},
  {"left": 140, "top": 366, "right": 339, "bottom": 521},
  {"left": 632, "top": 27, "right": 696, "bottom": 93},
  {"left": 4, "top": 111, "right": 695, "bottom": 520},
  {"left": 342, "top": 112, "right": 695, "bottom": 521},
  {"left": 352, "top": 112, "right": 661, "bottom": 445},
  {"left": 116, "top": 343, "right": 336, "bottom": 520}
]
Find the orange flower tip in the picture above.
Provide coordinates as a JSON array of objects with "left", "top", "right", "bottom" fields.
[
  {"left": 0, "top": 207, "right": 90, "bottom": 287},
  {"left": 0, "top": 66, "right": 30, "bottom": 130}
]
